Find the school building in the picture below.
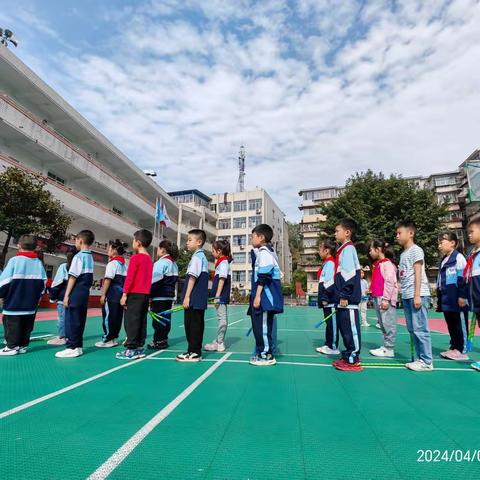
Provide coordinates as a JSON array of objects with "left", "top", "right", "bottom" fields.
[{"left": 0, "top": 45, "right": 214, "bottom": 290}]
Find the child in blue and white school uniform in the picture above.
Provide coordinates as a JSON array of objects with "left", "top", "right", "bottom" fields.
[
  {"left": 176, "top": 229, "right": 209, "bottom": 363},
  {"left": 464, "top": 219, "right": 480, "bottom": 372},
  {"left": 316, "top": 238, "right": 339, "bottom": 355},
  {"left": 331, "top": 218, "right": 363, "bottom": 372},
  {"left": 436, "top": 232, "right": 469, "bottom": 361},
  {"left": 96, "top": 239, "right": 128, "bottom": 348},
  {"left": 48, "top": 251, "right": 74, "bottom": 346},
  {"left": 205, "top": 239, "right": 232, "bottom": 352},
  {"left": 56, "top": 230, "right": 95, "bottom": 359},
  {"left": 148, "top": 239, "right": 179, "bottom": 350},
  {"left": 249, "top": 224, "right": 283, "bottom": 366},
  {"left": 0, "top": 235, "right": 47, "bottom": 356}
]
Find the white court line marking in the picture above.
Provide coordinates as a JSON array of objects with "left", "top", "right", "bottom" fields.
[
  {"left": 161, "top": 348, "right": 475, "bottom": 362},
  {"left": 87, "top": 352, "right": 232, "bottom": 480},
  {"left": 0, "top": 350, "right": 165, "bottom": 420},
  {"left": 228, "top": 317, "right": 245, "bottom": 327},
  {"left": 175, "top": 309, "right": 245, "bottom": 328},
  {"left": 30, "top": 334, "right": 54, "bottom": 340},
  {"left": 145, "top": 357, "right": 476, "bottom": 372}
]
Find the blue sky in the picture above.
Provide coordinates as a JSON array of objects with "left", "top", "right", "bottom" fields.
[{"left": 1, "top": 0, "right": 480, "bottom": 220}]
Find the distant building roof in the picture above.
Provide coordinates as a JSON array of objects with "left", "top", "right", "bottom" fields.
[{"left": 168, "top": 189, "right": 211, "bottom": 203}]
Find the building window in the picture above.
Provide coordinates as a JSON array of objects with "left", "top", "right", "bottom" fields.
[
  {"left": 233, "top": 234, "right": 247, "bottom": 246},
  {"left": 303, "top": 207, "right": 322, "bottom": 215},
  {"left": 233, "top": 200, "right": 247, "bottom": 212},
  {"left": 217, "top": 235, "right": 231, "bottom": 243},
  {"left": 434, "top": 176, "right": 457, "bottom": 187},
  {"left": 47, "top": 171, "right": 65, "bottom": 185},
  {"left": 438, "top": 193, "right": 455, "bottom": 204},
  {"left": 233, "top": 271, "right": 246, "bottom": 282},
  {"left": 249, "top": 216, "right": 262, "bottom": 228},
  {"left": 233, "top": 252, "right": 246, "bottom": 263},
  {"left": 303, "top": 238, "right": 318, "bottom": 248},
  {"left": 249, "top": 198, "right": 262, "bottom": 210},
  {"left": 233, "top": 217, "right": 247, "bottom": 228},
  {"left": 219, "top": 202, "right": 231, "bottom": 213},
  {"left": 218, "top": 219, "right": 231, "bottom": 230}
]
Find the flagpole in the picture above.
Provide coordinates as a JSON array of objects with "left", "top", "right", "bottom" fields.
[
  {"left": 152, "top": 197, "right": 158, "bottom": 261},
  {"left": 160, "top": 198, "right": 165, "bottom": 240}
]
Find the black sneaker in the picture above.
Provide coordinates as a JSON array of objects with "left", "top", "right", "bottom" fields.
[
  {"left": 147, "top": 340, "right": 169, "bottom": 350},
  {"left": 176, "top": 352, "right": 202, "bottom": 362}
]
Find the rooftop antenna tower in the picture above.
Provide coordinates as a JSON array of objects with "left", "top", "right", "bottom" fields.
[{"left": 237, "top": 145, "right": 245, "bottom": 192}]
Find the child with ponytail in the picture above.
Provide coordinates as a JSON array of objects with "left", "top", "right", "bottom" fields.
[
  {"left": 148, "top": 239, "right": 179, "bottom": 350},
  {"left": 96, "top": 239, "right": 128, "bottom": 348},
  {"left": 369, "top": 240, "right": 398, "bottom": 358},
  {"left": 204, "top": 239, "right": 232, "bottom": 352}
]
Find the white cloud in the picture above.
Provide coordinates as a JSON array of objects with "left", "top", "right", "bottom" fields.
[{"left": 4, "top": 0, "right": 480, "bottom": 220}]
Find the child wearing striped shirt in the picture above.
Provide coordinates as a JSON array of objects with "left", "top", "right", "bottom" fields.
[{"left": 396, "top": 220, "right": 433, "bottom": 371}]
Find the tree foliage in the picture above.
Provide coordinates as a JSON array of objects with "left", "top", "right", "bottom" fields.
[
  {"left": 286, "top": 221, "right": 302, "bottom": 271},
  {"left": 320, "top": 170, "right": 448, "bottom": 266},
  {"left": 0, "top": 167, "right": 71, "bottom": 269}
]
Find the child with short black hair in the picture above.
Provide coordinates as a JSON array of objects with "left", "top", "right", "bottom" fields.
[
  {"left": 0, "top": 235, "right": 46, "bottom": 356},
  {"left": 205, "top": 239, "right": 232, "bottom": 352},
  {"left": 177, "top": 229, "right": 209, "bottom": 362},
  {"left": 117, "top": 229, "right": 153, "bottom": 360},
  {"left": 249, "top": 223, "right": 283, "bottom": 366},
  {"left": 331, "top": 218, "right": 363, "bottom": 371},
  {"left": 464, "top": 219, "right": 480, "bottom": 371},
  {"left": 396, "top": 220, "right": 433, "bottom": 371},
  {"left": 436, "top": 232, "right": 469, "bottom": 361},
  {"left": 316, "top": 238, "right": 339, "bottom": 355},
  {"left": 369, "top": 240, "right": 398, "bottom": 358},
  {"left": 96, "top": 239, "right": 128, "bottom": 348},
  {"left": 48, "top": 250, "right": 74, "bottom": 346},
  {"left": 56, "top": 230, "right": 95, "bottom": 358},
  {"left": 148, "top": 239, "right": 179, "bottom": 350}
]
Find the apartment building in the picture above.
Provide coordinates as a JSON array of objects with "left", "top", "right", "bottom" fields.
[{"left": 210, "top": 190, "right": 292, "bottom": 295}]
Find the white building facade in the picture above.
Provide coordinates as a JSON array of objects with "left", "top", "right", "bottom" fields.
[
  {"left": 0, "top": 46, "right": 206, "bottom": 284},
  {"left": 210, "top": 190, "right": 292, "bottom": 295}
]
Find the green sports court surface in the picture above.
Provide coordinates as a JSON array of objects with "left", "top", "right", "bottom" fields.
[{"left": 1, "top": 305, "right": 480, "bottom": 480}]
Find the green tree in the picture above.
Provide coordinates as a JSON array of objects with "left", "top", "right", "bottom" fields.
[
  {"left": 320, "top": 170, "right": 448, "bottom": 266},
  {"left": 176, "top": 248, "right": 193, "bottom": 277},
  {"left": 0, "top": 167, "right": 71, "bottom": 269},
  {"left": 292, "top": 269, "right": 307, "bottom": 291},
  {"left": 287, "top": 221, "right": 302, "bottom": 271}
]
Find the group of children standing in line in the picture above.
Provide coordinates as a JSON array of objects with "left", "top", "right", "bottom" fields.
[
  {"left": 316, "top": 217, "right": 480, "bottom": 372},
  {"left": 0, "top": 223, "right": 283, "bottom": 366},
  {"left": 2, "top": 215, "right": 480, "bottom": 371}
]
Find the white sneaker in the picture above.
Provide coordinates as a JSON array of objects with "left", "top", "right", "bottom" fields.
[
  {"left": 250, "top": 354, "right": 276, "bottom": 366},
  {"left": 361, "top": 321, "right": 370, "bottom": 327},
  {"left": 0, "top": 346, "right": 19, "bottom": 356},
  {"left": 204, "top": 341, "right": 219, "bottom": 351},
  {"left": 95, "top": 339, "right": 119, "bottom": 348},
  {"left": 18, "top": 347, "right": 28, "bottom": 354},
  {"left": 216, "top": 342, "right": 226, "bottom": 352},
  {"left": 375, "top": 323, "right": 381, "bottom": 329},
  {"left": 405, "top": 359, "right": 433, "bottom": 371},
  {"left": 47, "top": 337, "right": 67, "bottom": 346},
  {"left": 55, "top": 348, "right": 83, "bottom": 358},
  {"left": 316, "top": 345, "right": 340, "bottom": 355},
  {"left": 369, "top": 347, "right": 394, "bottom": 358},
  {"left": 176, "top": 352, "right": 202, "bottom": 362}
]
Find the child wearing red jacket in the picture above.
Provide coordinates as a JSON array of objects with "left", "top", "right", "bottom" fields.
[{"left": 117, "top": 229, "right": 153, "bottom": 360}]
